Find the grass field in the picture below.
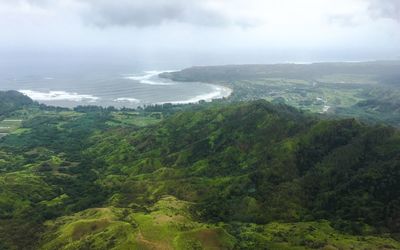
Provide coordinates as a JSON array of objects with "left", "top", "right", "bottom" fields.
[
  {"left": 0, "top": 119, "right": 23, "bottom": 138},
  {"left": 107, "top": 111, "right": 162, "bottom": 127}
]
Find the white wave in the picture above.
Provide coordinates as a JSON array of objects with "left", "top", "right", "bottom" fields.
[
  {"left": 123, "top": 70, "right": 177, "bottom": 86},
  {"left": 321, "top": 105, "right": 331, "bottom": 113},
  {"left": 159, "top": 85, "right": 232, "bottom": 105},
  {"left": 19, "top": 90, "right": 99, "bottom": 102},
  {"left": 114, "top": 97, "right": 140, "bottom": 103}
]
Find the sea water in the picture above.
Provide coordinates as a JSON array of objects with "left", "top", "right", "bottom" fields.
[{"left": 0, "top": 62, "right": 231, "bottom": 108}]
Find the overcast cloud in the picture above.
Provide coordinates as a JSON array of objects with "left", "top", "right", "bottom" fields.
[
  {"left": 369, "top": 0, "right": 400, "bottom": 22},
  {"left": 0, "top": 0, "right": 399, "bottom": 66},
  {"left": 79, "top": 0, "right": 236, "bottom": 28}
]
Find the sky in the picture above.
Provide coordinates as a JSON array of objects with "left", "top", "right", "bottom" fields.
[{"left": 0, "top": 0, "right": 400, "bottom": 67}]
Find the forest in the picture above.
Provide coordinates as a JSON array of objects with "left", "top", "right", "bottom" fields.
[{"left": 0, "top": 90, "right": 399, "bottom": 249}]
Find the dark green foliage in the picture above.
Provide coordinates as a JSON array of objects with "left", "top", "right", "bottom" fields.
[
  {"left": 0, "top": 90, "right": 34, "bottom": 118},
  {"left": 84, "top": 100, "right": 400, "bottom": 235}
]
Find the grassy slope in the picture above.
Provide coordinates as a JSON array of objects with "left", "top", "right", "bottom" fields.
[
  {"left": 40, "top": 196, "right": 235, "bottom": 250},
  {"left": 39, "top": 196, "right": 400, "bottom": 250}
]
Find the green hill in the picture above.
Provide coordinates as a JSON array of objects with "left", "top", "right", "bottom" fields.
[
  {"left": 84, "top": 101, "right": 400, "bottom": 232},
  {"left": 0, "top": 90, "right": 34, "bottom": 118},
  {"left": 0, "top": 91, "right": 399, "bottom": 249}
]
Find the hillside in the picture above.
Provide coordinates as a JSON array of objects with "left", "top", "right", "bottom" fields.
[
  {"left": 0, "top": 90, "right": 34, "bottom": 118},
  {"left": 0, "top": 91, "right": 399, "bottom": 249}
]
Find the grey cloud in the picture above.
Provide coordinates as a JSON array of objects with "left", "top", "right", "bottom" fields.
[
  {"left": 79, "top": 0, "right": 232, "bottom": 28},
  {"left": 327, "top": 14, "right": 358, "bottom": 27},
  {"left": 368, "top": 0, "right": 400, "bottom": 22}
]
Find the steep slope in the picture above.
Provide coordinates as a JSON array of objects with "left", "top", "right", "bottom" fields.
[{"left": 85, "top": 101, "right": 400, "bottom": 236}]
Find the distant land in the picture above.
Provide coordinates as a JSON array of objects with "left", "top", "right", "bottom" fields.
[{"left": 161, "top": 60, "right": 400, "bottom": 126}]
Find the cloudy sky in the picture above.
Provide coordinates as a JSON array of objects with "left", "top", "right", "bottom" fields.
[{"left": 1, "top": 0, "right": 400, "bottom": 67}]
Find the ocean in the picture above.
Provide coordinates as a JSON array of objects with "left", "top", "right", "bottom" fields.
[{"left": 0, "top": 61, "right": 231, "bottom": 108}]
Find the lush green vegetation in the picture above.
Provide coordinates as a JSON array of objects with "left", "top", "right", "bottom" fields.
[
  {"left": 0, "top": 90, "right": 399, "bottom": 249},
  {"left": 161, "top": 61, "right": 400, "bottom": 126}
]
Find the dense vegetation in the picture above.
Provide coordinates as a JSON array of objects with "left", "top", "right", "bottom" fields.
[
  {"left": 0, "top": 90, "right": 399, "bottom": 249},
  {"left": 160, "top": 61, "right": 400, "bottom": 126},
  {"left": 0, "top": 90, "right": 34, "bottom": 118}
]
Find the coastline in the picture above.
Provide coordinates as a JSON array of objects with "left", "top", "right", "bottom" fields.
[{"left": 16, "top": 70, "right": 233, "bottom": 108}]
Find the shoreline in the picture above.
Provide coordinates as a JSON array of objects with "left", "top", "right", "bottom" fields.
[{"left": 156, "top": 83, "right": 232, "bottom": 105}]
